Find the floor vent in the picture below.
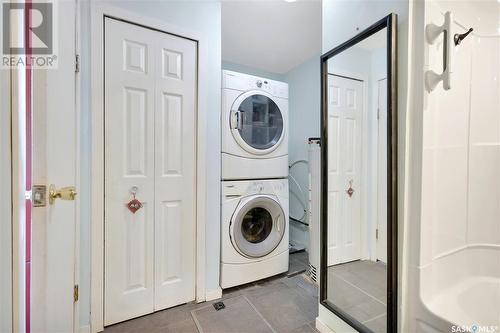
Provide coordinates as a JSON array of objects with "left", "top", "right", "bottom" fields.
[
  {"left": 213, "top": 301, "right": 225, "bottom": 311},
  {"left": 307, "top": 263, "right": 317, "bottom": 283}
]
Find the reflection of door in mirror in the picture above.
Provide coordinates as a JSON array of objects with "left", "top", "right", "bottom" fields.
[
  {"left": 327, "top": 74, "right": 363, "bottom": 266},
  {"left": 320, "top": 14, "right": 397, "bottom": 333},
  {"left": 377, "top": 78, "right": 387, "bottom": 263},
  {"left": 322, "top": 22, "right": 393, "bottom": 333}
]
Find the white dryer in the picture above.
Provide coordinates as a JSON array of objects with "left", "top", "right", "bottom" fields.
[
  {"left": 222, "top": 70, "right": 289, "bottom": 180},
  {"left": 221, "top": 179, "right": 289, "bottom": 288}
]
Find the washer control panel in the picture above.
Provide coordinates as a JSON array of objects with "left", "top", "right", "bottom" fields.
[{"left": 222, "top": 179, "right": 288, "bottom": 198}]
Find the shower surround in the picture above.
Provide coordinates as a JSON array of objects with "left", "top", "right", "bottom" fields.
[{"left": 407, "top": 1, "right": 500, "bottom": 332}]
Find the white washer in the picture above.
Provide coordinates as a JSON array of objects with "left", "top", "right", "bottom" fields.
[
  {"left": 221, "top": 179, "right": 289, "bottom": 288},
  {"left": 222, "top": 70, "right": 289, "bottom": 180}
]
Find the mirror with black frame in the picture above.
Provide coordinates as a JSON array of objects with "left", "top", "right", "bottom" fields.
[{"left": 320, "top": 14, "right": 397, "bottom": 333}]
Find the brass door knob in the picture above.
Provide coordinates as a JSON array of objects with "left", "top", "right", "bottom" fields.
[{"left": 49, "top": 184, "right": 77, "bottom": 205}]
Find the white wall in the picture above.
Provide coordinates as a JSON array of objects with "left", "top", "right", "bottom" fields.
[
  {"left": 322, "top": 0, "right": 408, "bottom": 53},
  {"left": 284, "top": 55, "right": 321, "bottom": 250},
  {"left": 320, "top": 0, "right": 409, "bottom": 331},
  {"left": 222, "top": 61, "right": 285, "bottom": 81},
  {"left": 79, "top": 0, "right": 221, "bottom": 328},
  {"left": 327, "top": 47, "right": 371, "bottom": 76}
]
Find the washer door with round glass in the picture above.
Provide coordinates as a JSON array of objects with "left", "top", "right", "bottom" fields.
[
  {"left": 230, "top": 195, "right": 286, "bottom": 258},
  {"left": 229, "top": 91, "right": 284, "bottom": 155}
]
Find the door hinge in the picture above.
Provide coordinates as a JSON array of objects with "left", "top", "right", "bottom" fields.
[
  {"left": 376, "top": 228, "right": 379, "bottom": 240},
  {"left": 377, "top": 108, "right": 380, "bottom": 119},
  {"left": 73, "top": 284, "right": 79, "bottom": 302},
  {"left": 75, "top": 54, "right": 80, "bottom": 73}
]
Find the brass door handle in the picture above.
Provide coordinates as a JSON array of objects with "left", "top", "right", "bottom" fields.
[{"left": 49, "top": 184, "right": 77, "bottom": 205}]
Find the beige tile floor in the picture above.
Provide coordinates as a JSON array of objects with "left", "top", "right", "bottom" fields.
[
  {"left": 327, "top": 260, "right": 387, "bottom": 333},
  {"left": 104, "top": 252, "right": 318, "bottom": 333}
]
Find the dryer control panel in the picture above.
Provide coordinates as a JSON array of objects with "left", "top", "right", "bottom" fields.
[{"left": 222, "top": 70, "right": 288, "bottom": 99}]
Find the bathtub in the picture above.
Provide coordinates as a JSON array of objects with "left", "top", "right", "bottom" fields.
[{"left": 412, "top": 245, "right": 500, "bottom": 332}]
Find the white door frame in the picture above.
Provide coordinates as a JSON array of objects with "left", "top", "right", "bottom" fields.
[
  {"left": 375, "top": 77, "right": 388, "bottom": 262},
  {"left": 10, "top": 24, "right": 28, "bottom": 332},
  {"left": 0, "top": 6, "right": 13, "bottom": 323},
  {"left": 328, "top": 70, "right": 370, "bottom": 261},
  {"left": 0, "top": 1, "right": 14, "bottom": 318},
  {"left": 2, "top": 61, "right": 14, "bottom": 333},
  {"left": 90, "top": 4, "right": 208, "bottom": 332}
]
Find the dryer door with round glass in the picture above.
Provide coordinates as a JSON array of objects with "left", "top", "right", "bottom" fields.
[
  {"left": 230, "top": 92, "right": 284, "bottom": 155},
  {"left": 231, "top": 195, "right": 286, "bottom": 258}
]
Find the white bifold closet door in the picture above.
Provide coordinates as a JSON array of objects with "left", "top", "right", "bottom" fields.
[
  {"left": 327, "top": 74, "right": 363, "bottom": 266},
  {"left": 104, "top": 18, "right": 197, "bottom": 326}
]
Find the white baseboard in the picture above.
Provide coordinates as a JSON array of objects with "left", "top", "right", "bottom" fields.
[
  {"left": 316, "top": 317, "right": 334, "bottom": 333},
  {"left": 205, "top": 287, "right": 223, "bottom": 301},
  {"left": 79, "top": 324, "right": 91, "bottom": 333}
]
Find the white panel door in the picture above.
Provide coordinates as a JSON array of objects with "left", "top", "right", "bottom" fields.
[
  {"left": 154, "top": 29, "right": 197, "bottom": 310},
  {"left": 377, "top": 78, "right": 388, "bottom": 263},
  {"left": 104, "top": 18, "right": 156, "bottom": 325},
  {"left": 327, "top": 74, "right": 363, "bottom": 266},
  {"left": 31, "top": 1, "right": 77, "bottom": 332},
  {"left": 105, "top": 18, "right": 197, "bottom": 325}
]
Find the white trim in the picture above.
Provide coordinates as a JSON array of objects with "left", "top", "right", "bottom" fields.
[
  {"left": 74, "top": 1, "right": 82, "bottom": 332},
  {"left": 0, "top": 4, "right": 12, "bottom": 326},
  {"left": 79, "top": 324, "right": 91, "bottom": 333},
  {"left": 374, "top": 76, "right": 388, "bottom": 262},
  {"left": 0, "top": 50, "right": 13, "bottom": 333},
  {"left": 90, "top": 4, "right": 208, "bottom": 332},
  {"left": 10, "top": 12, "right": 27, "bottom": 329},
  {"left": 317, "top": 304, "right": 357, "bottom": 333},
  {"left": 205, "top": 288, "right": 223, "bottom": 302},
  {"left": 11, "top": 55, "right": 26, "bottom": 333},
  {"left": 315, "top": 317, "right": 334, "bottom": 333}
]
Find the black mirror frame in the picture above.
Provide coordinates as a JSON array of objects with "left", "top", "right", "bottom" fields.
[{"left": 319, "top": 13, "right": 398, "bottom": 333}]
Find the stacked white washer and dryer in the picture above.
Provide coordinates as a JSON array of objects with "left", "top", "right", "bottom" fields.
[{"left": 221, "top": 70, "right": 289, "bottom": 288}]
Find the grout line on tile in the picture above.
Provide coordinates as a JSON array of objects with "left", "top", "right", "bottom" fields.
[
  {"left": 291, "top": 275, "right": 319, "bottom": 298},
  {"left": 361, "top": 312, "right": 387, "bottom": 324},
  {"left": 243, "top": 295, "right": 277, "bottom": 333},
  {"left": 190, "top": 309, "right": 203, "bottom": 333},
  {"left": 332, "top": 273, "right": 387, "bottom": 306}
]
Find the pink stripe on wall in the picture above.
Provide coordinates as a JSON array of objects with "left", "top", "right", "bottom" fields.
[{"left": 25, "top": 0, "right": 33, "bottom": 332}]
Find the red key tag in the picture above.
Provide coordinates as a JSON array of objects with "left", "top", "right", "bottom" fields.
[
  {"left": 127, "top": 186, "right": 143, "bottom": 214},
  {"left": 127, "top": 198, "right": 143, "bottom": 214},
  {"left": 346, "top": 180, "right": 355, "bottom": 198}
]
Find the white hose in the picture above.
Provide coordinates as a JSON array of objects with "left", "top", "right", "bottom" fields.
[{"left": 289, "top": 160, "right": 309, "bottom": 223}]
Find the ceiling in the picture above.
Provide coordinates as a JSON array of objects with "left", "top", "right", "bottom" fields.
[{"left": 222, "top": 0, "right": 322, "bottom": 74}]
